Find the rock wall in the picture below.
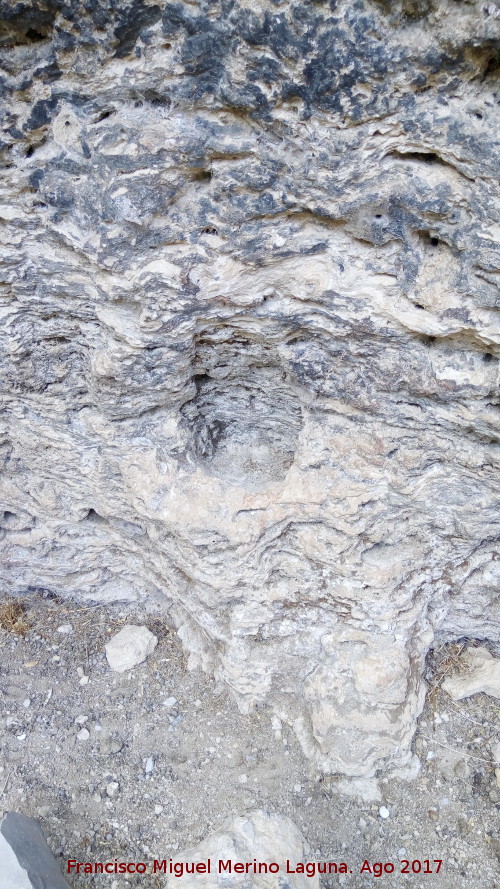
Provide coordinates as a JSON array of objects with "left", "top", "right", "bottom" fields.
[{"left": 1, "top": 0, "right": 499, "bottom": 778}]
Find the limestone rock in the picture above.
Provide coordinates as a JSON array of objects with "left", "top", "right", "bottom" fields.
[
  {"left": 105, "top": 625, "right": 157, "bottom": 672},
  {"left": 1, "top": 0, "right": 499, "bottom": 777},
  {"left": 0, "top": 811, "right": 71, "bottom": 889},
  {"left": 166, "top": 810, "right": 318, "bottom": 889},
  {"left": 442, "top": 647, "right": 500, "bottom": 701}
]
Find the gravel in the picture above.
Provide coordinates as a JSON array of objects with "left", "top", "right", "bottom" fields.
[{"left": 0, "top": 597, "right": 499, "bottom": 889}]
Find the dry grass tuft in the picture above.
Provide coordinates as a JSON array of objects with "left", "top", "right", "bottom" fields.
[
  {"left": 426, "top": 639, "right": 483, "bottom": 717},
  {"left": 0, "top": 600, "right": 30, "bottom": 636}
]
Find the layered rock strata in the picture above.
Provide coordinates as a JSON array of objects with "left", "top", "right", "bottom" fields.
[{"left": 1, "top": 0, "right": 499, "bottom": 777}]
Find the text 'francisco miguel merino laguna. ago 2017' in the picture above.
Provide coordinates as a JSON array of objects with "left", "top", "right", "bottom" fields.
[{"left": 67, "top": 858, "right": 351, "bottom": 877}]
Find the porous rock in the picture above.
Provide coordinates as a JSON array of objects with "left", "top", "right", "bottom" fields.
[
  {"left": 1, "top": 0, "right": 499, "bottom": 778},
  {"left": 0, "top": 811, "right": 72, "bottom": 889},
  {"left": 166, "top": 810, "right": 318, "bottom": 889},
  {"left": 442, "top": 647, "right": 500, "bottom": 701},
  {"left": 105, "top": 624, "right": 158, "bottom": 672}
]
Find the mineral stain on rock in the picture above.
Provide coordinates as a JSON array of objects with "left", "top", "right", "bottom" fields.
[{"left": 0, "top": 0, "right": 499, "bottom": 778}]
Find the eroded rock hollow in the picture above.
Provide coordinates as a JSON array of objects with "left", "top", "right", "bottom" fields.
[{"left": 1, "top": 0, "right": 499, "bottom": 778}]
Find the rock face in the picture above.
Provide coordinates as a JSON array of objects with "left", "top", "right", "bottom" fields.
[
  {"left": 166, "top": 810, "right": 319, "bottom": 889},
  {"left": 0, "top": 811, "right": 72, "bottom": 889},
  {"left": 1, "top": 1, "right": 499, "bottom": 777}
]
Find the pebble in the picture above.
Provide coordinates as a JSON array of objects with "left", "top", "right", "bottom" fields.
[
  {"left": 77, "top": 728, "right": 90, "bottom": 742},
  {"left": 238, "top": 774, "right": 248, "bottom": 784},
  {"left": 379, "top": 806, "right": 390, "bottom": 819},
  {"left": 163, "top": 697, "right": 177, "bottom": 709},
  {"left": 106, "top": 782, "right": 119, "bottom": 797},
  {"left": 22, "top": 698, "right": 30, "bottom": 708},
  {"left": 57, "top": 624, "right": 73, "bottom": 634},
  {"left": 75, "top": 715, "right": 88, "bottom": 725},
  {"left": 145, "top": 756, "right": 154, "bottom": 774},
  {"left": 154, "top": 805, "right": 164, "bottom": 815},
  {"left": 495, "top": 768, "right": 500, "bottom": 789},
  {"left": 79, "top": 676, "right": 89, "bottom": 686}
]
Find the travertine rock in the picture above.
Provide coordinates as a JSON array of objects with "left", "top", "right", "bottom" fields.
[
  {"left": 105, "top": 624, "right": 158, "bottom": 672},
  {"left": 166, "top": 810, "right": 319, "bottom": 889},
  {"left": 1, "top": 0, "right": 499, "bottom": 777},
  {"left": 442, "top": 647, "right": 500, "bottom": 700},
  {"left": 0, "top": 811, "right": 72, "bottom": 889}
]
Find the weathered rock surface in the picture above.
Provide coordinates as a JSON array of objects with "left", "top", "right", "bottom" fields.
[
  {"left": 105, "top": 623, "right": 158, "bottom": 671},
  {"left": 442, "top": 646, "right": 500, "bottom": 700},
  {"left": 1, "top": 0, "right": 499, "bottom": 777},
  {"left": 0, "top": 811, "right": 72, "bottom": 889},
  {"left": 166, "top": 810, "right": 318, "bottom": 889}
]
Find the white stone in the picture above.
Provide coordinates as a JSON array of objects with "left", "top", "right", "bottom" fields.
[
  {"left": 76, "top": 728, "right": 90, "bottom": 742},
  {"left": 106, "top": 782, "right": 119, "bottom": 797},
  {"left": 105, "top": 625, "right": 157, "bottom": 673},
  {"left": 56, "top": 625, "right": 73, "bottom": 635},
  {"left": 163, "top": 697, "right": 177, "bottom": 709},
  {"left": 378, "top": 806, "right": 390, "bottom": 819},
  {"left": 166, "top": 810, "right": 318, "bottom": 889},
  {"left": 442, "top": 647, "right": 500, "bottom": 701}
]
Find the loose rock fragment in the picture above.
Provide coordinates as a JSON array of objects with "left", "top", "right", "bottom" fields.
[
  {"left": 76, "top": 728, "right": 90, "bottom": 742},
  {"left": 166, "top": 810, "right": 318, "bottom": 889},
  {"left": 56, "top": 625, "right": 73, "bottom": 635},
  {"left": 442, "top": 647, "right": 500, "bottom": 701},
  {"left": 0, "top": 811, "right": 72, "bottom": 889},
  {"left": 105, "top": 625, "right": 157, "bottom": 673}
]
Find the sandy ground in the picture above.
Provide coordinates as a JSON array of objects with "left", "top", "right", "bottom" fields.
[{"left": 0, "top": 596, "right": 499, "bottom": 889}]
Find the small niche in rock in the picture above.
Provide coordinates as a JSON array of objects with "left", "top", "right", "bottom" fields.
[
  {"left": 416, "top": 229, "right": 440, "bottom": 247},
  {"left": 192, "top": 168, "right": 212, "bottom": 182},
  {"left": 181, "top": 356, "right": 302, "bottom": 488},
  {"left": 84, "top": 508, "right": 107, "bottom": 524}
]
